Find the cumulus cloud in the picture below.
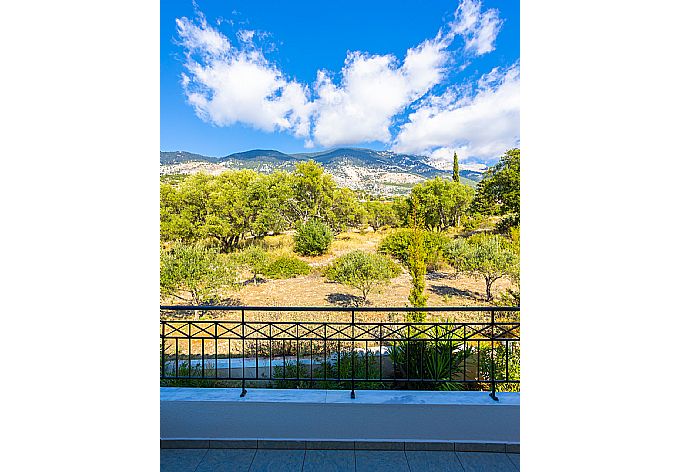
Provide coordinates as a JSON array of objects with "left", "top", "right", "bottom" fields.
[
  {"left": 175, "top": 0, "right": 515, "bottom": 162},
  {"left": 176, "top": 16, "right": 312, "bottom": 136},
  {"left": 311, "top": 38, "right": 449, "bottom": 147},
  {"left": 392, "top": 63, "right": 520, "bottom": 164},
  {"left": 450, "top": 0, "right": 503, "bottom": 56}
]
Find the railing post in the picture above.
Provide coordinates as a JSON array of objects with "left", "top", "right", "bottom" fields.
[
  {"left": 160, "top": 321, "right": 165, "bottom": 379},
  {"left": 351, "top": 309, "right": 356, "bottom": 399},
  {"left": 489, "top": 309, "right": 498, "bottom": 401},
  {"left": 240, "top": 309, "right": 247, "bottom": 397}
]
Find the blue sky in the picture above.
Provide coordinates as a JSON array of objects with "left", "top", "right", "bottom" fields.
[{"left": 161, "top": 0, "right": 519, "bottom": 165}]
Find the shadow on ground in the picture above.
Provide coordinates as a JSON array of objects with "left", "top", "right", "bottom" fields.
[
  {"left": 326, "top": 293, "right": 363, "bottom": 307},
  {"left": 242, "top": 278, "right": 268, "bottom": 287},
  {"left": 429, "top": 284, "right": 482, "bottom": 300}
]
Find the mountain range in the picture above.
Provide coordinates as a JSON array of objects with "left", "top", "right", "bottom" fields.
[{"left": 160, "top": 148, "right": 486, "bottom": 196}]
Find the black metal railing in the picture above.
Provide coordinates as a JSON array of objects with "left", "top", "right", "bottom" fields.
[{"left": 160, "top": 306, "right": 519, "bottom": 401}]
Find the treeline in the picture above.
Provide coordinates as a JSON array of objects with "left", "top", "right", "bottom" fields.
[
  {"left": 160, "top": 149, "right": 520, "bottom": 308},
  {"left": 161, "top": 161, "right": 364, "bottom": 251},
  {"left": 160, "top": 149, "right": 520, "bottom": 251}
]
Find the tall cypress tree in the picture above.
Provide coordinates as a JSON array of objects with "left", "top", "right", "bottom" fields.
[
  {"left": 452, "top": 152, "right": 459, "bottom": 182},
  {"left": 407, "top": 195, "right": 428, "bottom": 322}
]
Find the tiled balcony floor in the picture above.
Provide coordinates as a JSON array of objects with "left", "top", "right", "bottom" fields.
[{"left": 161, "top": 448, "right": 520, "bottom": 472}]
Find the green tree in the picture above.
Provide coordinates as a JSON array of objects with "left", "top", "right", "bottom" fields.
[
  {"left": 160, "top": 173, "right": 213, "bottom": 243},
  {"left": 235, "top": 245, "right": 269, "bottom": 284},
  {"left": 159, "top": 171, "right": 260, "bottom": 252},
  {"left": 452, "top": 152, "right": 460, "bottom": 183},
  {"left": 364, "top": 201, "right": 399, "bottom": 232},
  {"left": 245, "top": 172, "right": 293, "bottom": 238},
  {"left": 325, "top": 250, "right": 401, "bottom": 306},
  {"left": 473, "top": 148, "right": 520, "bottom": 228},
  {"left": 160, "top": 243, "right": 237, "bottom": 312},
  {"left": 328, "top": 187, "right": 365, "bottom": 232},
  {"left": 391, "top": 196, "right": 411, "bottom": 227},
  {"left": 378, "top": 228, "right": 449, "bottom": 271},
  {"left": 287, "top": 160, "right": 337, "bottom": 224},
  {"left": 407, "top": 197, "right": 428, "bottom": 321},
  {"left": 443, "top": 238, "right": 474, "bottom": 278},
  {"left": 409, "top": 177, "right": 474, "bottom": 230},
  {"left": 446, "top": 233, "right": 519, "bottom": 301},
  {"left": 201, "top": 170, "right": 256, "bottom": 252},
  {"left": 294, "top": 219, "right": 334, "bottom": 256}
]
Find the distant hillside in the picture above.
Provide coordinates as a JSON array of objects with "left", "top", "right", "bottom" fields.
[
  {"left": 160, "top": 151, "right": 221, "bottom": 165},
  {"left": 160, "top": 148, "right": 484, "bottom": 196}
]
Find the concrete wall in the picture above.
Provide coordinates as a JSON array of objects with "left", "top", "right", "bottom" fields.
[{"left": 160, "top": 387, "right": 519, "bottom": 444}]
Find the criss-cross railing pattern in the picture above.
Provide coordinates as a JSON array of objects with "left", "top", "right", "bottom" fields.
[{"left": 160, "top": 306, "right": 519, "bottom": 400}]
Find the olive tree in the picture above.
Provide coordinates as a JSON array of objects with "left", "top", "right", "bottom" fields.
[
  {"left": 160, "top": 243, "right": 237, "bottom": 314},
  {"left": 235, "top": 245, "right": 269, "bottom": 284},
  {"left": 364, "top": 201, "right": 399, "bottom": 232},
  {"left": 409, "top": 177, "right": 474, "bottom": 230},
  {"left": 444, "top": 234, "right": 518, "bottom": 301},
  {"left": 325, "top": 250, "right": 401, "bottom": 305},
  {"left": 287, "top": 160, "right": 337, "bottom": 224}
]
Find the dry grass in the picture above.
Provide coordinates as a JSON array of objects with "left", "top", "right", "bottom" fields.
[{"left": 161, "top": 227, "right": 518, "bottom": 323}]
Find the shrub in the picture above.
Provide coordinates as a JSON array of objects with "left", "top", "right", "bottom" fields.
[
  {"left": 377, "top": 229, "right": 449, "bottom": 270},
  {"left": 443, "top": 233, "right": 519, "bottom": 301},
  {"left": 263, "top": 255, "right": 311, "bottom": 279},
  {"left": 443, "top": 238, "right": 473, "bottom": 278},
  {"left": 160, "top": 242, "right": 238, "bottom": 308},
  {"left": 495, "top": 214, "right": 520, "bottom": 233},
  {"left": 364, "top": 201, "right": 399, "bottom": 231},
  {"left": 273, "top": 353, "right": 385, "bottom": 390},
  {"left": 325, "top": 250, "right": 401, "bottom": 305},
  {"left": 478, "top": 342, "right": 520, "bottom": 392},
  {"left": 424, "top": 231, "right": 449, "bottom": 271},
  {"left": 294, "top": 219, "right": 333, "bottom": 256},
  {"left": 389, "top": 325, "right": 472, "bottom": 390},
  {"left": 377, "top": 228, "right": 414, "bottom": 261},
  {"left": 234, "top": 245, "right": 269, "bottom": 284}
]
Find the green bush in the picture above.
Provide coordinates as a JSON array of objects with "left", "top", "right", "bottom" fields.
[
  {"left": 294, "top": 219, "right": 334, "bottom": 256},
  {"left": 159, "top": 361, "right": 242, "bottom": 389},
  {"left": 478, "top": 342, "right": 520, "bottom": 392},
  {"left": 273, "top": 352, "right": 385, "bottom": 390},
  {"left": 234, "top": 245, "right": 269, "bottom": 283},
  {"left": 424, "top": 231, "right": 449, "bottom": 271},
  {"left": 377, "top": 228, "right": 413, "bottom": 261},
  {"left": 160, "top": 242, "right": 238, "bottom": 307},
  {"left": 377, "top": 229, "right": 449, "bottom": 270},
  {"left": 263, "top": 255, "right": 311, "bottom": 279},
  {"left": 495, "top": 214, "right": 520, "bottom": 233},
  {"left": 389, "top": 325, "right": 472, "bottom": 390},
  {"left": 444, "top": 233, "right": 519, "bottom": 301},
  {"left": 325, "top": 250, "right": 401, "bottom": 305}
]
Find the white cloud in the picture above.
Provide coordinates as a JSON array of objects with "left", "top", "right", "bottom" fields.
[
  {"left": 176, "top": 16, "right": 312, "bottom": 136},
  {"left": 311, "top": 39, "right": 449, "bottom": 147},
  {"left": 393, "top": 63, "right": 520, "bottom": 164},
  {"left": 174, "top": 0, "right": 515, "bottom": 162},
  {"left": 450, "top": 0, "right": 503, "bottom": 56},
  {"left": 236, "top": 29, "right": 255, "bottom": 44},
  {"left": 176, "top": 16, "right": 230, "bottom": 58}
]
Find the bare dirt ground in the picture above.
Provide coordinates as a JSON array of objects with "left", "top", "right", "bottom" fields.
[
  {"left": 237, "top": 271, "right": 512, "bottom": 309},
  {"left": 182, "top": 228, "right": 518, "bottom": 323}
]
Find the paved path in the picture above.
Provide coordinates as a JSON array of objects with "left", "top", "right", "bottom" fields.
[{"left": 161, "top": 449, "right": 520, "bottom": 472}]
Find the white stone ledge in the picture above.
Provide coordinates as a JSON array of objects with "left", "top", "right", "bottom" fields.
[
  {"left": 161, "top": 387, "right": 519, "bottom": 405},
  {"left": 161, "top": 387, "right": 519, "bottom": 444}
]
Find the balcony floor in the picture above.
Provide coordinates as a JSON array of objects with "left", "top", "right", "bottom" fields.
[{"left": 161, "top": 448, "right": 520, "bottom": 472}]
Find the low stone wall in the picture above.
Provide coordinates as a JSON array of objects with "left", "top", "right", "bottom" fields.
[{"left": 160, "top": 387, "right": 519, "bottom": 446}]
